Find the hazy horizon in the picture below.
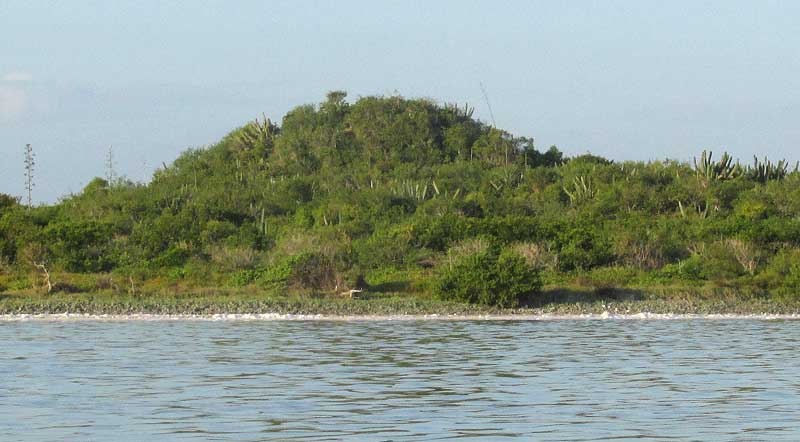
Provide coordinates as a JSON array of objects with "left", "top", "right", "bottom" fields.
[{"left": 2, "top": 0, "right": 799, "bottom": 203}]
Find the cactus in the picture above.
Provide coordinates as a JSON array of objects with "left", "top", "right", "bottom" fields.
[
  {"left": 236, "top": 113, "right": 278, "bottom": 150},
  {"left": 747, "top": 156, "right": 790, "bottom": 183},
  {"left": 693, "top": 150, "right": 741, "bottom": 185},
  {"left": 445, "top": 102, "right": 474, "bottom": 120},
  {"left": 563, "top": 176, "right": 595, "bottom": 205}
]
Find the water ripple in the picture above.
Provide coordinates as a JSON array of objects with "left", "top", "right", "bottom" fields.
[{"left": 1, "top": 320, "right": 799, "bottom": 441}]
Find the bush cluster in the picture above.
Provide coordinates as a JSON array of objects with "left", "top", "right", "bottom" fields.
[
  {"left": 3, "top": 92, "right": 800, "bottom": 305},
  {"left": 433, "top": 241, "right": 542, "bottom": 307}
]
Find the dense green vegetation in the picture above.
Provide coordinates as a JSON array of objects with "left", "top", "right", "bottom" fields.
[{"left": 2, "top": 92, "right": 800, "bottom": 312}]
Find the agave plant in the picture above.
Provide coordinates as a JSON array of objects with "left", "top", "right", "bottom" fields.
[
  {"left": 693, "top": 150, "right": 741, "bottom": 185},
  {"left": 747, "top": 156, "right": 790, "bottom": 183},
  {"left": 390, "top": 179, "right": 431, "bottom": 201},
  {"left": 563, "top": 176, "right": 596, "bottom": 206}
]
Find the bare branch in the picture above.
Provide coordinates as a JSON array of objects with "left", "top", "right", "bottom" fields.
[{"left": 33, "top": 261, "right": 52, "bottom": 293}]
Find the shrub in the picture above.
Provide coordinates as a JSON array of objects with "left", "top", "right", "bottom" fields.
[
  {"left": 556, "top": 225, "right": 613, "bottom": 271},
  {"left": 287, "top": 252, "right": 342, "bottom": 292},
  {"left": 509, "top": 241, "right": 557, "bottom": 270},
  {"left": 700, "top": 241, "right": 746, "bottom": 281},
  {"left": 167, "top": 267, "right": 187, "bottom": 281},
  {"left": 8, "top": 278, "right": 32, "bottom": 291},
  {"left": 354, "top": 227, "right": 413, "bottom": 269},
  {"left": 227, "top": 269, "right": 262, "bottom": 288},
  {"left": 257, "top": 252, "right": 357, "bottom": 294},
  {"left": 208, "top": 245, "right": 260, "bottom": 271},
  {"left": 0, "top": 193, "right": 19, "bottom": 211},
  {"left": 44, "top": 221, "right": 116, "bottom": 272},
  {"left": 446, "top": 237, "right": 491, "bottom": 262},
  {"left": 411, "top": 214, "right": 471, "bottom": 250},
  {"left": 723, "top": 239, "right": 761, "bottom": 275},
  {"left": 200, "top": 220, "right": 238, "bottom": 245},
  {"left": 649, "top": 255, "right": 704, "bottom": 282},
  {"left": 755, "top": 248, "right": 800, "bottom": 292},
  {"left": 433, "top": 243, "right": 541, "bottom": 307},
  {"left": 585, "top": 266, "right": 641, "bottom": 287},
  {"left": 257, "top": 256, "right": 296, "bottom": 290},
  {"left": 260, "top": 231, "right": 356, "bottom": 293},
  {"left": 153, "top": 247, "right": 190, "bottom": 268}
]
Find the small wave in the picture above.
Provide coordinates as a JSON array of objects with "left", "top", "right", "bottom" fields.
[{"left": 1, "top": 312, "right": 799, "bottom": 322}]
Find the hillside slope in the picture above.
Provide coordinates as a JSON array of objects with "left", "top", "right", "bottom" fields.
[{"left": 2, "top": 92, "right": 800, "bottom": 307}]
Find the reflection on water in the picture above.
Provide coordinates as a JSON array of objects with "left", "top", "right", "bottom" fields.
[{"left": 2, "top": 320, "right": 800, "bottom": 441}]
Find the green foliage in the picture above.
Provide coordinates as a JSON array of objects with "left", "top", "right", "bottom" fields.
[
  {"left": 227, "top": 269, "right": 262, "bottom": 288},
  {"left": 3, "top": 92, "right": 800, "bottom": 304},
  {"left": 562, "top": 176, "right": 595, "bottom": 206},
  {"left": 354, "top": 226, "right": 415, "bottom": 269},
  {"left": 649, "top": 256, "right": 704, "bottom": 282},
  {"left": 556, "top": 224, "right": 613, "bottom": 271},
  {"left": 584, "top": 266, "right": 642, "bottom": 287},
  {"left": 255, "top": 251, "right": 356, "bottom": 293},
  {"left": 0, "top": 194, "right": 19, "bottom": 211},
  {"left": 698, "top": 242, "right": 746, "bottom": 281},
  {"left": 433, "top": 243, "right": 541, "bottom": 307},
  {"left": 756, "top": 248, "right": 800, "bottom": 292},
  {"left": 152, "top": 247, "right": 190, "bottom": 269},
  {"left": 44, "top": 221, "right": 116, "bottom": 272},
  {"left": 257, "top": 255, "right": 297, "bottom": 290}
]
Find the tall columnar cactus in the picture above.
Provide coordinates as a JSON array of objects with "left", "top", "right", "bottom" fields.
[
  {"left": 445, "top": 102, "right": 474, "bottom": 120},
  {"left": 236, "top": 113, "right": 277, "bottom": 150},
  {"left": 747, "top": 156, "right": 790, "bottom": 183},
  {"left": 693, "top": 150, "right": 741, "bottom": 185}
]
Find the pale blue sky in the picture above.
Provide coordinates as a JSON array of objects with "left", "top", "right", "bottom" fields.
[{"left": 2, "top": 1, "right": 799, "bottom": 203}]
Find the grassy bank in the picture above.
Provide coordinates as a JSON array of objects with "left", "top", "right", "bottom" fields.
[{"left": 2, "top": 285, "right": 799, "bottom": 316}]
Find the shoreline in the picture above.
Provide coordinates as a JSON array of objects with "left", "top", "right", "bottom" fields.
[
  {"left": 3, "top": 289, "right": 800, "bottom": 319},
  {"left": 3, "top": 311, "right": 800, "bottom": 322}
]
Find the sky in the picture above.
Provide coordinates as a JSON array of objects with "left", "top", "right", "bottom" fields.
[{"left": 2, "top": 0, "right": 799, "bottom": 203}]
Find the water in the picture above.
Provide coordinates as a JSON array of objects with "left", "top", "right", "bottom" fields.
[{"left": 2, "top": 319, "right": 800, "bottom": 441}]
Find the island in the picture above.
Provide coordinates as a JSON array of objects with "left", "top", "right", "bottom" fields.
[{"left": 1, "top": 92, "right": 799, "bottom": 316}]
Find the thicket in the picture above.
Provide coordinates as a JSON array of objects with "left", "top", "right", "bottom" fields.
[{"left": 2, "top": 92, "right": 800, "bottom": 306}]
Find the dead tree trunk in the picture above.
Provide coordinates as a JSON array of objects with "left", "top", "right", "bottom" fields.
[{"left": 33, "top": 261, "right": 52, "bottom": 293}]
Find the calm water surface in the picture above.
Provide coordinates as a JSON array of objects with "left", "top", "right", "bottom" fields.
[{"left": 1, "top": 319, "right": 799, "bottom": 441}]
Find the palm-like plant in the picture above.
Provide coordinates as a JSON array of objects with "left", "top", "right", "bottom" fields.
[{"left": 563, "top": 176, "right": 596, "bottom": 206}]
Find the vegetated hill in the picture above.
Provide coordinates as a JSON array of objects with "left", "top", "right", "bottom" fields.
[{"left": 1, "top": 92, "right": 800, "bottom": 307}]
